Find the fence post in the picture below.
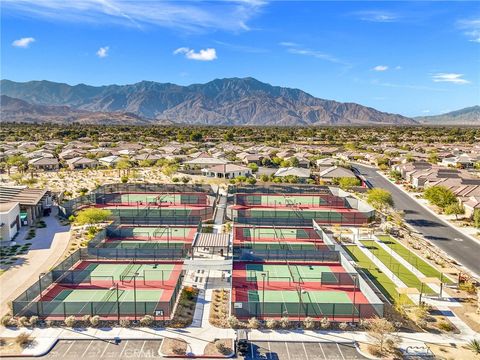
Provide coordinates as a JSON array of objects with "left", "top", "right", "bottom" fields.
[
  {"left": 63, "top": 302, "right": 67, "bottom": 320},
  {"left": 332, "top": 303, "right": 335, "bottom": 321}
]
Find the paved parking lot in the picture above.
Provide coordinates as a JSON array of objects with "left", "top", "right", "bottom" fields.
[
  {"left": 5, "top": 339, "right": 164, "bottom": 360},
  {"left": 244, "top": 341, "right": 370, "bottom": 360}
]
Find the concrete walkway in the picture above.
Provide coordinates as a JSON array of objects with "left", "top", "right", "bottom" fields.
[
  {"left": 1, "top": 323, "right": 478, "bottom": 357},
  {"left": 0, "top": 207, "right": 71, "bottom": 317}
]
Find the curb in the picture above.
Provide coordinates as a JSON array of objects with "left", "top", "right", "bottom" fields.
[
  {"left": 1, "top": 338, "right": 59, "bottom": 358},
  {"left": 377, "top": 169, "right": 480, "bottom": 247},
  {"left": 374, "top": 169, "right": 480, "bottom": 278},
  {"left": 354, "top": 341, "right": 381, "bottom": 360}
]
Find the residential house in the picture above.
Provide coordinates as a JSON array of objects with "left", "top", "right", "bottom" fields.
[
  {"left": 274, "top": 167, "right": 311, "bottom": 182},
  {"left": 318, "top": 166, "right": 357, "bottom": 184},
  {"left": 28, "top": 157, "right": 59, "bottom": 171},
  {"left": 462, "top": 196, "right": 480, "bottom": 218},
  {"left": 66, "top": 157, "right": 98, "bottom": 170},
  {"left": 59, "top": 149, "right": 86, "bottom": 160},
  {"left": 202, "top": 164, "right": 252, "bottom": 179},
  {"left": 99, "top": 155, "right": 121, "bottom": 167}
]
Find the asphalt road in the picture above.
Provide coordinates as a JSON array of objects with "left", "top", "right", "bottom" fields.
[{"left": 353, "top": 164, "right": 480, "bottom": 277}]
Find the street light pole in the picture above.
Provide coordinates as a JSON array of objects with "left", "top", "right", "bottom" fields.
[
  {"left": 38, "top": 273, "right": 45, "bottom": 317},
  {"left": 261, "top": 273, "right": 266, "bottom": 317},
  {"left": 110, "top": 283, "right": 120, "bottom": 324},
  {"left": 133, "top": 272, "right": 139, "bottom": 321},
  {"left": 352, "top": 275, "right": 358, "bottom": 322}
]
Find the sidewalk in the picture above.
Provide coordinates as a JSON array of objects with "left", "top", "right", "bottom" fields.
[
  {"left": 377, "top": 170, "right": 480, "bottom": 247},
  {"left": 1, "top": 323, "right": 477, "bottom": 357},
  {"left": 0, "top": 207, "right": 71, "bottom": 317}
]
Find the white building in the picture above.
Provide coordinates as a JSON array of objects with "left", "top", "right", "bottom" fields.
[{"left": 0, "top": 202, "right": 20, "bottom": 242}]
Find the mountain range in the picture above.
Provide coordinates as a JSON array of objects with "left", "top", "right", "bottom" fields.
[
  {"left": 0, "top": 78, "right": 477, "bottom": 126},
  {"left": 415, "top": 106, "right": 480, "bottom": 125}
]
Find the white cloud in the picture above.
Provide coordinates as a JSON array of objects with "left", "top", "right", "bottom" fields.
[
  {"left": 457, "top": 18, "right": 480, "bottom": 43},
  {"left": 422, "top": 109, "right": 430, "bottom": 114},
  {"left": 174, "top": 47, "right": 217, "bottom": 61},
  {"left": 431, "top": 73, "right": 470, "bottom": 84},
  {"left": 279, "top": 42, "right": 347, "bottom": 65},
  {"left": 96, "top": 46, "right": 109, "bottom": 58},
  {"left": 12, "top": 37, "right": 35, "bottom": 48},
  {"left": 373, "top": 65, "right": 388, "bottom": 72},
  {"left": 353, "top": 10, "right": 399, "bottom": 23},
  {"left": 1, "top": 0, "right": 265, "bottom": 32}
]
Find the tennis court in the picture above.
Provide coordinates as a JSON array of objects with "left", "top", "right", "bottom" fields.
[
  {"left": 238, "top": 242, "right": 319, "bottom": 251},
  {"left": 74, "top": 261, "right": 182, "bottom": 284},
  {"left": 107, "top": 226, "right": 197, "bottom": 241},
  {"left": 101, "top": 241, "right": 187, "bottom": 249},
  {"left": 236, "top": 226, "right": 322, "bottom": 241},
  {"left": 232, "top": 287, "right": 373, "bottom": 319},
  {"left": 248, "top": 289, "right": 352, "bottom": 304},
  {"left": 50, "top": 288, "right": 164, "bottom": 302},
  {"left": 236, "top": 194, "right": 348, "bottom": 208},
  {"left": 243, "top": 263, "right": 345, "bottom": 284},
  {"left": 118, "top": 193, "right": 207, "bottom": 205}
]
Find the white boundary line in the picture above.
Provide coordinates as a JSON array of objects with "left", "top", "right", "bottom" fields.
[{"left": 317, "top": 342, "right": 327, "bottom": 360}]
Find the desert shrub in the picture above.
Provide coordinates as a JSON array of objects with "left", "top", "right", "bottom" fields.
[
  {"left": 279, "top": 317, "right": 289, "bottom": 329},
  {"left": 248, "top": 317, "right": 260, "bottom": 329},
  {"left": 172, "top": 343, "right": 186, "bottom": 355},
  {"left": 1, "top": 315, "right": 13, "bottom": 327},
  {"left": 266, "top": 319, "right": 279, "bottom": 329},
  {"left": 338, "top": 322, "right": 348, "bottom": 330},
  {"left": 140, "top": 315, "right": 154, "bottom": 326},
  {"left": 215, "top": 341, "right": 232, "bottom": 355},
  {"left": 90, "top": 315, "right": 100, "bottom": 327},
  {"left": 120, "top": 319, "right": 130, "bottom": 328},
  {"left": 466, "top": 339, "right": 480, "bottom": 355},
  {"left": 64, "top": 316, "right": 76, "bottom": 327},
  {"left": 303, "top": 317, "right": 315, "bottom": 329},
  {"left": 320, "top": 317, "right": 330, "bottom": 329},
  {"left": 227, "top": 316, "right": 240, "bottom": 329},
  {"left": 438, "top": 321, "right": 454, "bottom": 332},
  {"left": 29, "top": 316, "right": 38, "bottom": 327},
  {"left": 18, "top": 316, "right": 29, "bottom": 327},
  {"left": 15, "top": 332, "right": 31, "bottom": 347}
]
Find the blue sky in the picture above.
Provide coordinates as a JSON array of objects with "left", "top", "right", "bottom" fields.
[{"left": 1, "top": 0, "right": 479, "bottom": 117}]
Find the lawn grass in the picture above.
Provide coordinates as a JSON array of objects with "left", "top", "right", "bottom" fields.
[
  {"left": 343, "top": 245, "right": 412, "bottom": 304},
  {"left": 376, "top": 235, "right": 454, "bottom": 284},
  {"left": 360, "top": 240, "right": 435, "bottom": 295}
]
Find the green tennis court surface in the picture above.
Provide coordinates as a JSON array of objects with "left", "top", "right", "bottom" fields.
[
  {"left": 241, "top": 228, "right": 316, "bottom": 239},
  {"left": 244, "top": 195, "right": 330, "bottom": 206},
  {"left": 53, "top": 288, "right": 163, "bottom": 302},
  {"left": 243, "top": 242, "right": 317, "bottom": 250},
  {"left": 84, "top": 263, "right": 176, "bottom": 281},
  {"left": 246, "top": 264, "right": 338, "bottom": 283},
  {"left": 248, "top": 290, "right": 351, "bottom": 303},
  {"left": 128, "top": 227, "right": 194, "bottom": 237},
  {"left": 102, "top": 241, "right": 186, "bottom": 249},
  {"left": 120, "top": 194, "right": 201, "bottom": 203}
]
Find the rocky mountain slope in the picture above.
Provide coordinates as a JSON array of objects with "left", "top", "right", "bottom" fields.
[
  {"left": 0, "top": 95, "right": 154, "bottom": 125},
  {"left": 415, "top": 106, "right": 480, "bottom": 125},
  {"left": 1, "top": 78, "right": 417, "bottom": 126}
]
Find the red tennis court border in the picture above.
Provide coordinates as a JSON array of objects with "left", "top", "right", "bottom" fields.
[
  {"left": 104, "top": 226, "right": 197, "bottom": 243},
  {"left": 30, "top": 260, "right": 184, "bottom": 321},
  {"left": 233, "top": 225, "right": 324, "bottom": 244},
  {"left": 231, "top": 260, "right": 373, "bottom": 321}
]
